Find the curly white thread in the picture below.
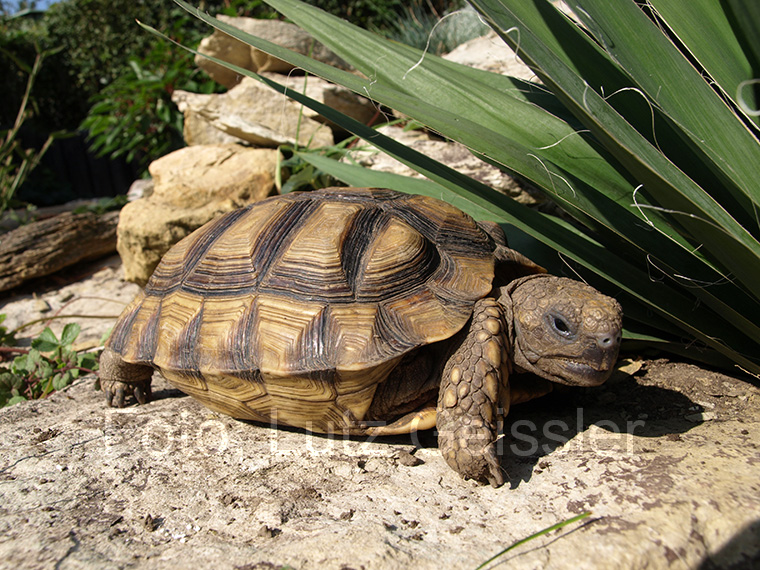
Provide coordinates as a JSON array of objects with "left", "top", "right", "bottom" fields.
[
  {"left": 535, "top": 130, "right": 591, "bottom": 150},
  {"left": 403, "top": 10, "right": 467, "bottom": 79},
  {"left": 527, "top": 153, "right": 576, "bottom": 197},
  {"left": 737, "top": 79, "right": 760, "bottom": 117}
]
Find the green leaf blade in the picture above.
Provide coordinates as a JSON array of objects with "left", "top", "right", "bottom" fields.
[
  {"left": 166, "top": 0, "right": 760, "bottom": 372},
  {"left": 32, "top": 328, "right": 60, "bottom": 352},
  {"left": 60, "top": 323, "right": 81, "bottom": 347}
]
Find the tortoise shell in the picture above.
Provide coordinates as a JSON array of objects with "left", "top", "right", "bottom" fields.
[{"left": 107, "top": 187, "right": 497, "bottom": 431}]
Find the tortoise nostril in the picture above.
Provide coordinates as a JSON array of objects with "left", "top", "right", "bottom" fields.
[{"left": 597, "top": 333, "right": 619, "bottom": 349}]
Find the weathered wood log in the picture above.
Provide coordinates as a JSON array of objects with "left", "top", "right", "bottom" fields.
[{"left": 0, "top": 210, "right": 119, "bottom": 292}]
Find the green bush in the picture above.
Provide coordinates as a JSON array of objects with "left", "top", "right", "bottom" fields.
[
  {"left": 45, "top": 1, "right": 203, "bottom": 99},
  {"left": 163, "top": 0, "right": 760, "bottom": 374},
  {"left": 79, "top": 33, "right": 219, "bottom": 171},
  {"left": 304, "top": 0, "right": 408, "bottom": 31},
  {"left": 382, "top": 2, "right": 488, "bottom": 54},
  {"left": 1, "top": 1, "right": 277, "bottom": 177},
  {"left": 301, "top": 1, "right": 468, "bottom": 40},
  {"left": 0, "top": 37, "right": 70, "bottom": 214},
  {"left": 0, "top": 5, "right": 68, "bottom": 129},
  {"left": 2, "top": 0, "right": 452, "bottom": 181},
  {"left": 73, "top": 0, "right": 446, "bottom": 174}
]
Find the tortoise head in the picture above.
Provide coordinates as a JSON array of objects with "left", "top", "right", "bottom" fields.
[{"left": 503, "top": 275, "right": 623, "bottom": 386}]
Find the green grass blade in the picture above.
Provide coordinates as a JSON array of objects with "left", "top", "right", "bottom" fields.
[{"left": 474, "top": 512, "right": 592, "bottom": 570}]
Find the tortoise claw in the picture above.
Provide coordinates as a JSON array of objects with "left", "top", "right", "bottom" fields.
[
  {"left": 484, "top": 446, "right": 505, "bottom": 488},
  {"left": 134, "top": 382, "right": 152, "bottom": 405},
  {"left": 103, "top": 381, "right": 127, "bottom": 408},
  {"left": 103, "top": 380, "right": 151, "bottom": 407}
]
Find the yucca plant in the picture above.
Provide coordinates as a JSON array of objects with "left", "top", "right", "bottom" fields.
[{"left": 149, "top": 0, "right": 760, "bottom": 375}]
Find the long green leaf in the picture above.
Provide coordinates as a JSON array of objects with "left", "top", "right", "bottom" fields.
[
  {"left": 648, "top": 0, "right": 760, "bottom": 131},
  {"left": 573, "top": 0, "right": 760, "bottom": 213},
  {"left": 469, "top": 0, "right": 760, "bottom": 299},
  {"left": 299, "top": 154, "right": 760, "bottom": 371},
  {"left": 242, "top": 0, "right": 760, "bottom": 322},
  {"left": 163, "top": 0, "right": 760, "bottom": 371},
  {"left": 178, "top": 0, "right": 730, "bottom": 280}
]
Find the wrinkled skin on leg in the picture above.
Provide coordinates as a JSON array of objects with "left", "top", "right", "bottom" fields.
[
  {"left": 100, "top": 347, "right": 154, "bottom": 407},
  {"left": 436, "top": 297, "right": 510, "bottom": 487}
]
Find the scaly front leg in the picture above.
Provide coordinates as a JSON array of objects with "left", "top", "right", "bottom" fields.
[{"left": 436, "top": 297, "right": 510, "bottom": 487}]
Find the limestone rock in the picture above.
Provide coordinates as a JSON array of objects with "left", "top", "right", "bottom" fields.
[
  {"left": 181, "top": 110, "right": 247, "bottom": 147},
  {"left": 0, "top": 255, "right": 140, "bottom": 350},
  {"left": 172, "top": 76, "right": 338, "bottom": 149},
  {"left": 126, "top": 178, "right": 154, "bottom": 202},
  {"left": 272, "top": 72, "right": 377, "bottom": 129},
  {"left": 117, "top": 145, "right": 279, "bottom": 285},
  {"left": 443, "top": 31, "right": 537, "bottom": 81},
  {"left": 345, "top": 125, "right": 545, "bottom": 205},
  {"left": 1, "top": 264, "right": 759, "bottom": 569},
  {"left": 0, "top": 331, "right": 757, "bottom": 570},
  {"left": 196, "top": 16, "right": 350, "bottom": 88}
]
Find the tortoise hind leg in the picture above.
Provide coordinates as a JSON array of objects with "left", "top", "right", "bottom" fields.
[
  {"left": 436, "top": 297, "right": 509, "bottom": 487},
  {"left": 363, "top": 406, "right": 437, "bottom": 436},
  {"left": 99, "top": 347, "right": 154, "bottom": 407}
]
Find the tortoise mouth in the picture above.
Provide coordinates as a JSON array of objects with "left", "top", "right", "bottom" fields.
[{"left": 540, "top": 357, "right": 614, "bottom": 387}]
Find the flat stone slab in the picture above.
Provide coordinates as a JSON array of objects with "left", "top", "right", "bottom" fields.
[
  {"left": 1, "top": 357, "right": 758, "bottom": 569},
  {"left": 0, "top": 260, "right": 758, "bottom": 568}
]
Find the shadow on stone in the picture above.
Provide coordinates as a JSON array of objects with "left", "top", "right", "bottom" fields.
[
  {"left": 697, "top": 518, "right": 760, "bottom": 569},
  {"left": 498, "top": 371, "right": 701, "bottom": 488},
  {"left": 149, "top": 386, "right": 186, "bottom": 402},
  {"left": 137, "top": 368, "right": 701, "bottom": 490}
]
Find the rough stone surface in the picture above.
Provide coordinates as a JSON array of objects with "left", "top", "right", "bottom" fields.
[
  {"left": 196, "top": 16, "right": 350, "bottom": 88},
  {"left": 444, "top": 31, "right": 538, "bottom": 81},
  {"left": 180, "top": 109, "right": 247, "bottom": 147},
  {"left": 117, "top": 145, "right": 279, "bottom": 285},
  {"left": 345, "top": 125, "right": 546, "bottom": 205},
  {"left": 1, "top": 259, "right": 759, "bottom": 569},
  {"left": 270, "top": 71, "right": 378, "bottom": 129},
  {"left": 173, "top": 77, "right": 336, "bottom": 149},
  {"left": 0, "top": 256, "right": 138, "bottom": 350}
]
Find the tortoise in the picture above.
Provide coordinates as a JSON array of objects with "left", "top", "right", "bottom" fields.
[{"left": 100, "top": 187, "right": 622, "bottom": 486}]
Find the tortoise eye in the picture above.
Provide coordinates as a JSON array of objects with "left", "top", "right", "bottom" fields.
[{"left": 549, "top": 314, "right": 574, "bottom": 338}]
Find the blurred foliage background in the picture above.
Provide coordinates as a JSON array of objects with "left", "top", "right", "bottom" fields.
[
  {"left": 1, "top": 0, "right": 471, "bottom": 207},
  {"left": 0, "top": 0, "right": 470, "bottom": 186}
]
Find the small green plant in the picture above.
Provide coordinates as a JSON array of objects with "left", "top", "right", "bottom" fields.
[
  {"left": 0, "top": 43, "right": 68, "bottom": 215},
  {"left": 279, "top": 151, "right": 338, "bottom": 193},
  {"left": 383, "top": 3, "right": 489, "bottom": 54},
  {"left": 306, "top": 0, "right": 406, "bottom": 31},
  {"left": 0, "top": 314, "right": 16, "bottom": 346},
  {"left": 278, "top": 133, "right": 364, "bottom": 193},
  {"left": 0, "top": 321, "right": 99, "bottom": 407}
]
